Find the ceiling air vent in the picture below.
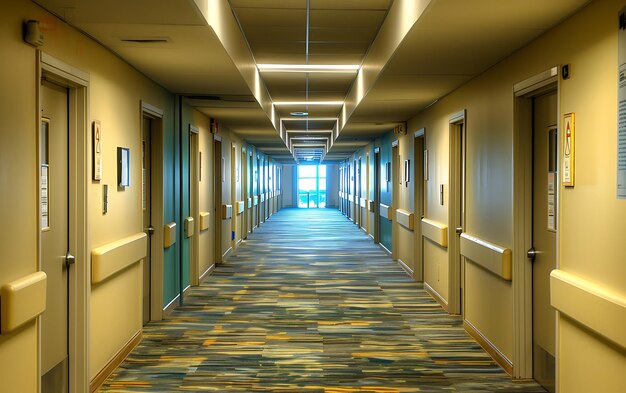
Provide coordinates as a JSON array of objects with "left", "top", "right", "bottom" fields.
[{"left": 120, "top": 37, "right": 170, "bottom": 44}]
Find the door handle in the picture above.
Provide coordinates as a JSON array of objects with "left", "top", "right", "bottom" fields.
[
  {"left": 65, "top": 252, "right": 76, "bottom": 267},
  {"left": 527, "top": 247, "right": 537, "bottom": 261},
  {"left": 145, "top": 227, "right": 155, "bottom": 235}
]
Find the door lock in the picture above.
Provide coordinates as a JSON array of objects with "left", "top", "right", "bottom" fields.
[
  {"left": 527, "top": 247, "right": 537, "bottom": 261},
  {"left": 65, "top": 252, "right": 76, "bottom": 267},
  {"left": 145, "top": 226, "right": 155, "bottom": 235},
  {"left": 455, "top": 227, "right": 463, "bottom": 235}
]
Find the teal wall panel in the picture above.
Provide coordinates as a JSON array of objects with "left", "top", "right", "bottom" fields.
[
  {"left": 379, "top": 133, "right": 393, "bottom": 251},
  {"left": 162, "top": 94, "right": 179, "bottom": 307}
]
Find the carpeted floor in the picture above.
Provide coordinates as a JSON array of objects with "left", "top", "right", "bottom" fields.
[{"left": 100, "top": 208, "right": 545, "bottom": 392}]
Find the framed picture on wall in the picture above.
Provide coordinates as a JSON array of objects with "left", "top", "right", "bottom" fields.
[
  {"left": 92, "top": 120, "right": 102, "bottom": 181},
  {"left": 385, "top": 162, "right": 391, "bottom": 182},
  {"left": 117, "top": 147, "right": 130, "bottom": 188},
  {"left": 405, "top": 159, "right": 410, "bottom": 187}
]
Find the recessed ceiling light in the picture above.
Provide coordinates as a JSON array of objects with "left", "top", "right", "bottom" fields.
[
  {"left": 258, "top": 64, "right": 360, "bottom": 73},
  {"left": 274, "top": 101, "right": 343, "bottom": 106},
  {"left": 290, "top": 111, "right": 309, "bottom": 116}
]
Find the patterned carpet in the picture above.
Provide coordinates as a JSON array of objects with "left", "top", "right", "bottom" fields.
[{"left": 100, "top": 208, "right": 545, "bottom": 392}]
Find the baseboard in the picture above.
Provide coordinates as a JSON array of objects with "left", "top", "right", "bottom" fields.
[
  {"left": 222, "top": 246, "right": 233, "bottom": 260},
  {"left": 183, "top": 284, "right": 191, "bottom": 300},
  {"left": 162, "top": 294, "right": 180, "bottom": 317},
  {"left": 90, "top": 331, "right": 142, "bottom": 392},
  {"left": 379, "top": 243, "right": 392, "bottom": 256},
  {"left": 369, "top": 233, "right": 375, "bottom": 241},
  {"left": 424, "top": 281, "right": 449, "bottom": 311},
  {"left": 236, "top": 238, "right": 242, "bottom": 246},
  {"left": 398, "top": 259, "right": 414, "bottom": 278},
  {"left": 199, "top": 264, "right": 215, "bottom": 283},
  {"left": 464, "top": 319, "right": 513, "bottom": 375}
]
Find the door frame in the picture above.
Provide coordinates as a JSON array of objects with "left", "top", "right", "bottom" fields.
[
  {"left": 231, "top": 143, "right": 237, "bottom": 249},
  {"left": 364, "top": 153, "right": 370, "bottom": 233},
  {"left": 391, "top": 140, "right": 400, "bottom": 260},
  {"left": 513, "top": 67, "right": 560, "bottom": 379},
  {"left": 353, "top": 159, "right": 358, "bottom": 223},
  {"left": 242, "top": 147, "right": 248, "bottom": 238},
  {"left": 256, "top": 156, "right": 261, "bottom": 227},
  {"left": 413, "top": 128, "right": 426, "bottom": 282},
  {"left": 213, "top": 135, "right": 223, "bottom": 264},
  {"left": 141, "top": 102, "right": 165, "bottom": 322},
  {"left": 38, "top": 52, "right": 89, "bottom": 393},
  {"left": 448, "top": 110, "right": 466, "bottom": 316},
  {"left": 188, "top": 125, "right": 200, "bottom": 286},
  {"left": 373, "top": 147, "right": 381, "bottom": 243}
]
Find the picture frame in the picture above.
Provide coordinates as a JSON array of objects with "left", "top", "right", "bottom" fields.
[
  {"left": 398, "top": 155, "right": 403, "bottom": 186},
  {"left": 92, "top": 120, "right": 102, "bottom": 181},
  {"left": 117, "top": 147, "right": 130, "bottom": 188},
  {"left": 405, "top": 159, "right": 411, "bottom": 187},
  {"left": 562, "top": 113, "right": 575, "bottom": 187},
  {"left": 424, "top": 149, "right": 429, "bottom": 181}
]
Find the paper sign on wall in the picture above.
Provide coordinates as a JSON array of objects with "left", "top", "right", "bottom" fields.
[
  {"left": 41, "top": 165, "right": 49, "bottom": 229},
  {"left": 617, "top": 8, "right": 626, "bottom": 198},
  {"left": 547, "top": 172, "right": 556, "bottom": 231}
]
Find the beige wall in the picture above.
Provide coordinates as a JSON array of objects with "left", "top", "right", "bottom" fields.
[
  {"left": 385, "top": 0, "right": 625, "bottom": 388},
  {"left": 0, "top": 1, "right": 40, "bottom": 392},
  {"left": 0, "top": 0, "right": 173, "bottom": 389},
  {"left": 336, "top": 1, "right": 625, "bottom": 389}
]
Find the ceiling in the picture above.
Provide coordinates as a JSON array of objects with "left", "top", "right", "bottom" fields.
[{"left": 33, "top": 0, "right": 591, "bottom": 164}]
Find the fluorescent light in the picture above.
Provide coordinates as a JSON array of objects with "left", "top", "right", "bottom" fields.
[
  {"left": 258, "top": 64, "right": 360, "bottom": 73},
  {"left": 281, "top": 117, "right": 338, "bottom": 121},
  {"left": 289, "top": 137, "right": 329, "bottom": 140},
  {"left": 285, "top": 130, "right": 334, "bottom": 134},
  {"left": 274, "top": 101, "right": 343, "bottom": 106}
]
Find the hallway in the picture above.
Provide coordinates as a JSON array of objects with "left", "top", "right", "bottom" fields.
[{"left": 101, "top": 208, "right": 544, "bottom": 392}]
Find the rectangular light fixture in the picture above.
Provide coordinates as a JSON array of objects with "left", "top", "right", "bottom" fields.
[
  {"left": 274, "top": 101, "right": 343, "bottom": 106},
  {"left": 281, "top": 117, "right": 338, "bottom": 122},
  {"left": 258, "top": 64, "right": 360, "bottom": 73},
  {"left": 285, "top": 130, "right": 334, "bottom": 134},
  {"left": 289, "top": 136, "right": 329, "bottom": 140}
]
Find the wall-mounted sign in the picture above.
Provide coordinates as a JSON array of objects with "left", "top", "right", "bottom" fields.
[
  {"left": 41, "top": 165, "right": 49, "bottom": 229},
  {"left": 562, "top": 113, "right": 575, "bottom": 187},
  {"left": 92, "top": 120, "right": 102, "bottom": 181},
  {"left": 618, "top": 8, "right": 626, "bottom": 198},
  {"left": 117, "top": 147, "right": 130, "bottom": 188}
]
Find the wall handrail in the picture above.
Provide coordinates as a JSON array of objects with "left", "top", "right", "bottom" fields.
[
  {"left": 460, "top": 233, "right": 512, "bottom": 280},
  {"left": 551, "top": 269, "right": 626, "bottom": 350},
  {"left": 396, "top": 209, "right": 414, "bottom": 231},
  {"left": 0, "top": 271, "right": 47, "bottom": 333},
  {"left": 380, "top": 203, "right": 392, "bottom": 220},
  {"left": 421, "top": 218, "right": 447, "bottom": 247},
  {"left": 91, "top": 232, "right": 147, "bottom": 284},
  {"left": 222, "top": 204, "right": 233, "bottom": 219}
]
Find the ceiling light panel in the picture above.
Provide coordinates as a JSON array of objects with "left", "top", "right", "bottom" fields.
[
  {"left": 258, "top": 64, "right": 360, "bottom": 73},
  {"left": 274, "top": 101, "right": 343, "bottom": 106}
]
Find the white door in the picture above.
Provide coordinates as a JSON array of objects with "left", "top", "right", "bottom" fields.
[
  {"left": 40, "top": 80, "right": 70, "bottom": 393},
  {"left": 531, "top": 90, "right": 557, "bottom": 392}
]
